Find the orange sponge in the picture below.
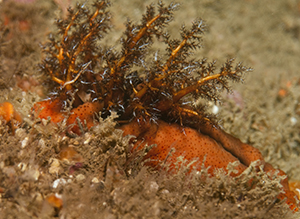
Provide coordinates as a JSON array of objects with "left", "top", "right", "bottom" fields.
[{"left": 0, "top": 102, "right": 22, "bottom": 133}]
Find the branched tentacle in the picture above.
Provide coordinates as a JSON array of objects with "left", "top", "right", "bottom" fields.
[
  {"left": 41, "top": 1, "right": 111, "bottom": 94},
  {"left": 40, "top": 0, "right": 250, "bottom": 129}
]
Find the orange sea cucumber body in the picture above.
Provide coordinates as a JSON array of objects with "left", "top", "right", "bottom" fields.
[
  {"left": 120, "top": 119, "right": 298, "bottom": 211},
  {"left": 120, "top": 119, "right": 249, "bottom": 176}
]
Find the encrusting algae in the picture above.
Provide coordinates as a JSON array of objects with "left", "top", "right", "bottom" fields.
[{"left": 0, "top": 0, "right": 299, "bottom": 216}]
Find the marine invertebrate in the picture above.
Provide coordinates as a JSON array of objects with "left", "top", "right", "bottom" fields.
[{"left": 32, "top": 0, "right": 298, "bottom": 210}]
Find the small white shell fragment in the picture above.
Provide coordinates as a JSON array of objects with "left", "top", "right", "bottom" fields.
[
  {"left": 290, "top": 117, "right": 297, "bottom": 126},
  {"left": 17, "top": 162, "right": 27, "bottom": 172},
  {"left": 41, "top": 118, "right": 48, "bottom": 126},
  {"left": 55, "top": 193, "right": 63, "bottom": 199},
  {"left": 92, "top": 177, "right": 100, "bottom": 183},
  {"left": 76, "top": 174, "right": 86, "bottom": 181},
  {"left": 161, "top": 189, "right": 169, "bottom": 194},
  {"left": 21, "top": 137, "right": 29, "bottom": 148},
  {"left": 149, "top": 181, "right": 159, "bottom": 193},
  {"left": 49, "top": 158, "right": 61, "bottom": 175},
  {"left": 84, "top": 133, "right": 92, "bottom": 145},
  {"left": 33, "top": 169, "right": 40, "bottom": 181},
  {"left": 53, "top": 178, "right": 67, "bottom": 189},
  {"left": 92, "top": 177, "right": 99, "bottom": 183},
  {"left": 212, "top": 105, "right": 219, "bottom": 114},
  {"left": 62, "top": 136, "right": 68, "bottom": 142}
]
